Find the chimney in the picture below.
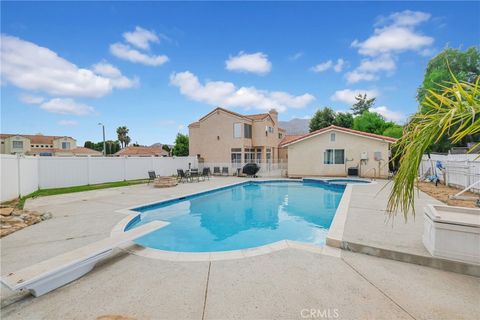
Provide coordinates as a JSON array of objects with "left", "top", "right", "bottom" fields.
[{"left": 269, "top": 108, "right": 278, "bottom": 125}]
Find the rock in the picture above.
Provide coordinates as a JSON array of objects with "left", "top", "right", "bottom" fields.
[
  {"left": 41, "top": 212, "right": 53, "bottom": 220},
  {"left": 12, "top": 210, "right": 22, "bottom": 216},
  {"left": 0, "top": 207, "right": 14, "bottom": 216}
]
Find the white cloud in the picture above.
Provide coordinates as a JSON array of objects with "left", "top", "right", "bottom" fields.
[
  {"left": 347, "top": 10, "right": 433, "bottom": 84},
  {"left": 346, "top": 55, "right": 395, "bottom": 84},
  {"left": 170, "top": 71, "right": 315, "bottom": 112},
  {"left": 376, "top": 10, "right": 431, "bottom": 28},
  {"left": 312, "top": 59, "right": 345, "bottom": 73},
  {"left": 351, "top": 11, "right": 433, "bottom": 57},
  {"left": 311, "top": 60, "right": 332, "bottom": 73},
  {"left": 345, "top": 71, "right": 378, "bottom": 84},
  {"left": 225, "top": 52, "right": 272, "bottom": 75},
  {"left": 123, "top": 26, "right": 159, "bottom": 50},
  {"left": 289, "top": 52, "right": 304, "bottom": 61},
  {"left": 1, "top": 34, "right": 136, "bottom": 98},
  {"left": 58, "top": 120, "right": 78, "bottom": 126},
  {"left": 330, "top": 89, "right": 379, "bottom": 105},
  {"left": 352, "top": 27, "right": 434, "bottom": 57},
  {"left": 371, "top": 106, "right": 405, "bottom": 122},
  {"left": 40, "top": 98, "right": 94, "bottom": 115},
  {"left": 92, "top": 62, "right": 139, "bottom": 88},
  {"left": 333, "top": 59, "right": 346, "bottom": 72},
  {"left": 19, "top": 94, "right": 45, "bottom": 105},
  {"left": 110, "top": 43, "right": 169, "bottom": 66}
]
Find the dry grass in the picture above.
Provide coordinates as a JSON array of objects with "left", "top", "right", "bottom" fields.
[{"left": 417, "top": 181, "right": 479, "bottom": 208}]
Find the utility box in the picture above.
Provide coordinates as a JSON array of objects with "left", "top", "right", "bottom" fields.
[
  {"left": 360, "top": 152, "right": 368, "bottom": 160},
  {"left": 374, "top": 151, "right": 382, "bottom": 161}
]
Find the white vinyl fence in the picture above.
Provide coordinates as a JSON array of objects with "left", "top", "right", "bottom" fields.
[
  {"left": 420, "top": 154, "right": 480, "bottom": 193},
  {"left": 0, "top": 155, "right": 197, "bottom": 201}
]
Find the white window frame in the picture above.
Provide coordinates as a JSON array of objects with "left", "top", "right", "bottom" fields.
[
  {"left": 324, "top": 149, "right": 345, "bottom": 165},
  {"left": 12, "top": 141, "right": 23, "bottom": 149},
  {"left": 233, "top": 123, "right": 242, "bottom": 138}
]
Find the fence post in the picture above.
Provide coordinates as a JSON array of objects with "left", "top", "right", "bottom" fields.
[
  {"left": 123, "top": 156, "right": 127, "bottom": 181},
  {"left": 16, "top": 154, "right": 21, "bottom": 198},
  {"left": 87, "top": 156, "right": 91, "bottom": 185}
]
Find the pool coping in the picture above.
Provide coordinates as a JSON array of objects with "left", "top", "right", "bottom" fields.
[{"left": 112, "top": 178, "right": 363, "bottom": 261}]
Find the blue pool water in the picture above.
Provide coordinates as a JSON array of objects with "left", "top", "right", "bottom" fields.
[{"left": 126, "top": 180, "right": 345, "bottom": 252}]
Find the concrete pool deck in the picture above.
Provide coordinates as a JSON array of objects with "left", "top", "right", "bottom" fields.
[{"left": 1, "top": 177, "right": 479, "bottom": 319}]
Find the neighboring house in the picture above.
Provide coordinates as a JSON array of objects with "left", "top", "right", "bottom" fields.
[
  {"left": 188, "top": 107, "right": 286, "bottom": 166},
  {"left": 280, "top": 125, "right": 397, "bottom": 178},
  {"left": 0, "top": 134, "right": 101, "bottom": 157},
  {"left": 113, "top": 146, "right": 169, "bottom": 157}
]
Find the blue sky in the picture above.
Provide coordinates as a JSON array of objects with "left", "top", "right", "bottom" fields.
[{"left": 1, "top": 1, "right": 479, "bottom": 145}]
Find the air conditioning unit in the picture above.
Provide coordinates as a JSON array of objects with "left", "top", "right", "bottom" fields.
[{"left": 360, "top": 152, "right": 368, "bottom": 160}]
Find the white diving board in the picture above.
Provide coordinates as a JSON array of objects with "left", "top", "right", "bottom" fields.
[{"left": 1, "top": 221, "right": 167, "bottom": 297}]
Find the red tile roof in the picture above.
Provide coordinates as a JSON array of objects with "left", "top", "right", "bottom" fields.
[
  {"left": 114, "top": 146, "right": 169, "bottom": 156},
  {"left": 279, "top": 135, "right": 304, "bottom": 147},
  {"left": 279, "top": 125, "right": 397, "bottom": 147}
]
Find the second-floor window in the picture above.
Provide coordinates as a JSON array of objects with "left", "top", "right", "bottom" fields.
[
  {"left": 234, "top": 123, "right": 242, "bottom": 138},
  {"left": 244, "top": 124, "right": 252, "bottom": 139},
  {"left": 12, "top": 141, "right": 23, "bottom": 149},
  {"left": 278, "top": 132, "right": 283, "bottom": 139},
  {"left": 62, "top": 142, "right": 70, "bottom": 149}
]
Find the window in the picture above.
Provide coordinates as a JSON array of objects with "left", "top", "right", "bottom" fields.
[
  {"left": 62, "top": 142, "right": 70, "bottom": 149},
  {"left": 330, "top": 133, "right": 336, "bottom": 142},
  {"left": 12, "top": 141, "right": 23, "bottom": 149},
  {"left": 231, "top": 148, "right": 242, "bottom": 166},
  {"left": 244, "top": 148, "right": 255, "bottom": 163},
  {"left": 278, "top": 132, "right": 283, "bottom": 139},
  {"left": 244, "top": 124, "right": 252, "bottom": 139},
  {"left": 268, "top": 126, "right": 274, "bottom": 133},
  {"left": 324, "top": 149, "right": 345, "bottom": 164},
  {"left": 233, "top": 123, "right": 242, "bottom": 138},
  {"left": 256, "top": 148, "right": 262, "bottom": 163}
]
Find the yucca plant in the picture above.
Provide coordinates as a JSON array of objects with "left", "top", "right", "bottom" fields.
[{"left": 387, "top": 75, "right": 480, "bottom": 220}]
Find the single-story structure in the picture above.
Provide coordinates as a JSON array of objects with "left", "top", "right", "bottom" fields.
[{"left": 280, "top": 125, "right": 397, "bottom": 178}]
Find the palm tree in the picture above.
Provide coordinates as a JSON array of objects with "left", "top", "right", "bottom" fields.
[
  {"left": 387, "top": 75, "right": 479, "bottom": 220},
  {"left": 124, "top": 135, "right": 131, "bottom": 147},
  {"left": 116, "top": 126, "right": 129, "bottom": 148}
]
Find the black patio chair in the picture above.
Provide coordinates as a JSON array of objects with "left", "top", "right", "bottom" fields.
[
  {"left": 190, "top": 168, "right": 200, "bottom": 182},
  {"left": 177, "top": 169, "right": 190, "bottom": 183},
  {"left": 148, "top": 170, "right": 158, "bottom": 184},
  {"left": 213, "top": 167, "right": 221, "bottom": 176},
  {"left": 201, "top": 167, "right": 211, "bottom": 181},
  {"left": 222, "top": 167, "right": 229, "bottom": 176}
]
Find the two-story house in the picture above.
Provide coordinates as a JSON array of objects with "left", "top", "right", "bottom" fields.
[
  {"left": 188, "top": 107, "right": 286, "bottom": 166},
  {"left": 0, "top": 134, "right": 101, "bottom": 156}
]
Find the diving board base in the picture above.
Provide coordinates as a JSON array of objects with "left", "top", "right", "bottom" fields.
[{"left": 25, "top": 250, "right": 113, "bottom": 297}]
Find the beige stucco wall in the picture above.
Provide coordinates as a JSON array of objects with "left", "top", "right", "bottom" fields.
[
  {"left": 53, "top": 137, "right": 77, "bottom": 150},
  {"left": 287, "top": 129, "right": 391, "bottom": 178},
  {"left": 189, "top": 110, "right": 252, "bottom": 163},
  {"left": 189, "top": 109, "right": 284, "bottom": 163},
  {"left": 2, "top": 136, "right": 31, "bottom": 154}
]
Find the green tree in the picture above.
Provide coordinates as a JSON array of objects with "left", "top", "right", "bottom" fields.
[
  {"left": 388, "top": 75, "right": 479, "bottom": 219},
  {"left": 172, "top": 133, "right": 189, "bottom": 156},
  {"left": 333, "top": 112, "right": 354, "bottom": 128},
  {"left": 352, "top": 111, "right": 388, "bottom": 134},
  {"left": 417, "top": 47, "right": 480, "bottom": 106},
  {"left": 416, "top": 47, "right": 480, "bottom": 153},
  {"left": 351, "top": 93, "right": 376, "bottom": 115},
  {"left": 84, "top": 141, "right": 95, "bottom": 149},
  {"left": 124, "top": 135, "right": 131, "bottom": 147},
  {"left": 162, "top": 144, "right": 171, "bottom": 153},
  {"left": 116, "top": 126, "right": 129, "bottom": 148},
  {"left": 382, "top": 125, "right": 403, "bottom": 139},
  {"left": 309, "top": 107, "right": 336, "bottom": 132}
]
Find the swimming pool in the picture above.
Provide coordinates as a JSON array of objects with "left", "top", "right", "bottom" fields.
[{"left": 125, "top": 180, "right": 345, "bottom": 252}]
